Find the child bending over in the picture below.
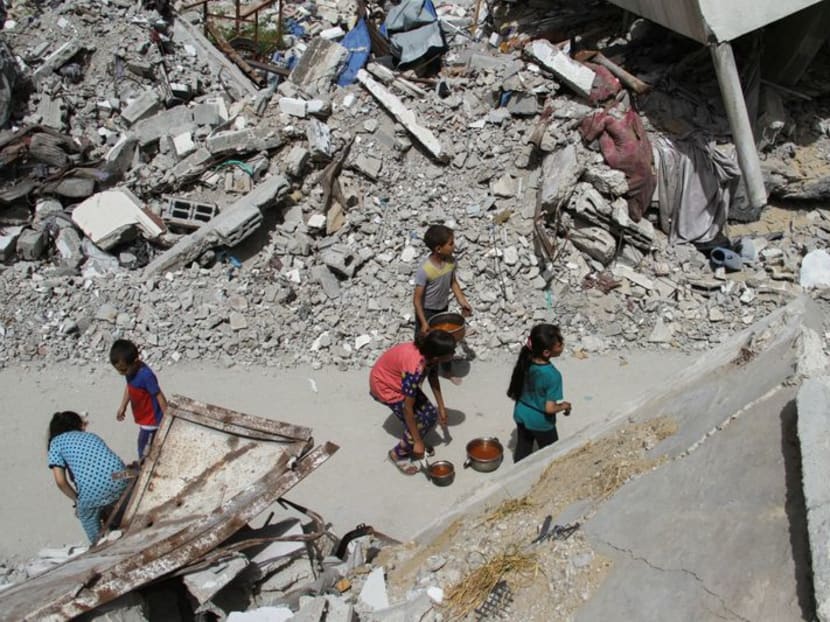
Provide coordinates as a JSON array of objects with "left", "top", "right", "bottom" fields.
[{"left": 370, "top": 330, "right": 457, "bottom": 475}]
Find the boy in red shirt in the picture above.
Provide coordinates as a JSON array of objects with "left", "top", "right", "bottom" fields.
[{"left": 110, "top": 339, "right": 168, "bottom": 460}]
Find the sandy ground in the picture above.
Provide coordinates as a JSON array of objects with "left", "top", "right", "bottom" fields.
[{"left": 0, "top": 348, "right": 694, "bottom": 562}]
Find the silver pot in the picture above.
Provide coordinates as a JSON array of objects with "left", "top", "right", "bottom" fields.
[
  {"left": 463, "top": 437, "right": 503, "bottom": 473},
  {"left": 426, "top": 460, "right": 455, "bottom": 486}
]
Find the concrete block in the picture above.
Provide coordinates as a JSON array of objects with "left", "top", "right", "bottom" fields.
[
  {"left": 215, "top": 205, "right": 263, "bottom": 247},
  {"left": 162, "top": 196, "right": 219, "bottom": 231},
  {"left": 227, "top": 607, "right": 293, "bottom": 622},
  {"left": 121, "top": 90, "right": 161, "bottom": 126},
  {"left": 311, "top": 265, "right": 341, "bottom": 298},
  {"left": 0, "top": 226, "right": 22, "bottom": 261},
  {"left": 206, "top": 128, "right": 258, "bottom": 155},
  {"left": 525, "top": 39, "right": 596, "bottom": 99},
  {"left": 193, "top": 101, "right": 224, "bottom": 126},
  {"left": 37, "top": 96, "right": 65, "bottom": 130},
  {"left": 321, "top": 246, "right": 358, "bottom": 278},
  {"left": 285, "top": 146, "right": 310, "bottom": 178},
  {"left": 540, "top": 143, "right": 583, "bottom": 211},
  {"left": 131, "top": 106, "right": 194, "bottom": 146},
  {"left": 319, "top": 26, "right": 346, "bottom": 40},
  {"left": 352, "top": 154, "right": 382, "bottom": 180},
  {"left": 246, "top": 173, "right": 290, "bottom": 211},
  {"left": 289, "top": 37, "right": 348, "bottom": 96},
  {"left": 358, "top": 567, "right": 389, "bottom": 611},
  {"left": 170, "top": 147, "right": 213, "bottom": 182},
  {"left": 16, "top": 229, "right": 47, "bottom": 260},
  {"left": 144, "top": 174, "right": 289, "bottom": 275},
  {"left": 33, "top": 39, "right": 83, "bottom": 85},
  {"left": 55, "top": 227, "right": 83, "bottom": 268},
  {"left": 278, "top": 97, "right": 307, "bottom": 118},
  {"left": 105, "top": 135, "right": 139, "bottom": 177},
  {"left": 357, "top": 69, "right": 446, "bottom": 162},
  {"left": 506, "top": 91, "right": 539, "bottom": 116},
  {"left": 172, "top": 131, "right": 196, "bottom": 157},
  {"left": 72, "top": 188, "right": 164, "bottom": 250},
  {"left": 306, "top": 119, "right": 332, "bottom": 159}
]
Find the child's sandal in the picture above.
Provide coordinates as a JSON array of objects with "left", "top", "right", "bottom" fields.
[{"left": 388, "top": 450, "right": 419, "bottom": 476}]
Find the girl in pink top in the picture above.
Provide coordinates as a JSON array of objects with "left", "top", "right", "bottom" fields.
[{"left": 370, "top": 330, "right": 456, "bottom": 475}]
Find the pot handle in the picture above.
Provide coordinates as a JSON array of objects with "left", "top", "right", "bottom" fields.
[{"left": 463, "top": 457, "right": 471, "bottom": 469}]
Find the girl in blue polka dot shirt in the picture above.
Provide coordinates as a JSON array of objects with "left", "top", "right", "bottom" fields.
[{"left": 47, "top": 411, "right": 130, "bottom": 543}]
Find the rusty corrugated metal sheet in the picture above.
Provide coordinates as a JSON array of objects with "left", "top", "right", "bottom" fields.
[{"left": 0, "top": 396, "right": 338, "bottom": 621}]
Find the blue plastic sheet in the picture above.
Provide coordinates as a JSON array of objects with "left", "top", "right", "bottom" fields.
[{"left": 336, "top": 18, "right": 371, "bottom": 86}]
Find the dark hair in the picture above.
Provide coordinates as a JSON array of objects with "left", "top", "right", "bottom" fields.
[
  {"left": 415, "top": 329, "right": 456, "bottom": 360},
  {"left": 507, "top": 324, "right": 563, "bottom": 401},
  {"left": 423, "top": 224, "right": 454, "bottom": 251},
  {"left": 110, "top": 339, "right": 139, "bottom": 366},
  {"left": 48, "top": 410, "right": 84, "bottom": 451}
]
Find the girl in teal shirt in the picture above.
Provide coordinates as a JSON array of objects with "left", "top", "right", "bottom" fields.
[{"left": 507, "top": 324, "right": 572, "bottom": 462}]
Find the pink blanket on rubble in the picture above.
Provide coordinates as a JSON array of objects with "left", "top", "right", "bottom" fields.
[{"left": 580, "top": 107, "right": 656, "bottom": 222}]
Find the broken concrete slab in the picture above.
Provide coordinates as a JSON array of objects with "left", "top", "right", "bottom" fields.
[
  {"left": 289, "top": 38, "right": 348, "bottom": 96},
  {"left": 206, "top": 128, "right": 282, "bottom": 156},
  {"left": 306, "top": 119, "right": 332, "bottom": 159},
  {"left": 33, "top": 40, "right": 83, "bottom": 85},
  {"left": 541, "top": 143, "right": 584, "bottom": 210},
  {"left": 71, "top": 188, "right": 165, "bottom": 250},
  {"left": 525, "top": 39, "right": 596, "bottom": 99},
  {"left": 16, "top": 229, "right": 47, "bottom": 260},
  {"left": 357, "top": 69, "right": 447, "bottom": 162},
  {"left": 121, "top": 90, "right": 162, "bottom": 126},
  {"left": 131, "top": 106, "right": 195, "bottom": 147},
  {"left": 144, "top": 174, "right": 288, "bottom": 275}
]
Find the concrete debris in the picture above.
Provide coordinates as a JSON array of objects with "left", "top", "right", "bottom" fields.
[
  {"left": 357, "top": 69, "right": 447, "bottom": 162},
  {"left": 1, "top": 0, "right": 830, "bottom": 618},
  {"left": 524, "top": 39, "right": 596, "bottom": 99},
  {"left": 71, "top": 189, "right": 165, "bottom": 251}
]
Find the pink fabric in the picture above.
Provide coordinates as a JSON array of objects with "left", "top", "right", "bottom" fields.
[
  {"left": 580, "top": 107, "right": 656, "bottom": 222},
  {"left": 586, "top": 63, "right": 621, "bottom": 103},
  {"left": 370, "top": 342, "right": 425, "bottom": 404}
]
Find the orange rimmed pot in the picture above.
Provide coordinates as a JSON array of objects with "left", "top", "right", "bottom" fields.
[
  {"left": 426, "top": 460, "right": 455, "bottom": 486},
  {"left": 428, "top": 312, "right": 466, "bottom": 342}
]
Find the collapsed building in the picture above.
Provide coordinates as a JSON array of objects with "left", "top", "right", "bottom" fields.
[{"left": 2, "top": 0, "right": 830, "bottom": 618}]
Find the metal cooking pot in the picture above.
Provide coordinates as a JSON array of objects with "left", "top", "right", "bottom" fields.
[
  {"left": 426, "top": 460, "right": 455, "bottom": 486},
  {"left": 427, "top": 312, "right": 466, "bottom": 342},
  {"left": 463, "top": 437, "right": 503, "bottom": 473}
]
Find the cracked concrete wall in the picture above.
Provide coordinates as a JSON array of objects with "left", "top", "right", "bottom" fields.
[{"left": 797, "top": 377, "right": 830, "bottom": 622}]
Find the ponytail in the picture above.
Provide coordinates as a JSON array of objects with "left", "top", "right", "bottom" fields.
[
  {"left": 507, "top": 324, "right": 563, "bottom": 401},
  {"left": 507, "top": 347, "right": 533, "bottom": 401}
]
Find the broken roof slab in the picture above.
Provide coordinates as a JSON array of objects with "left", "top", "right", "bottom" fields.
[
  {"left": 0, "top": 396, "right": 338, "bottom": 622},
  {"left": 605, "top": 0, "right": 824, "bottom": 43}
]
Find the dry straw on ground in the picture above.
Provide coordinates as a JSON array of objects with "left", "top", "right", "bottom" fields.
[{"left": 444, "top": 549, "right": 540, "bottom": 620}]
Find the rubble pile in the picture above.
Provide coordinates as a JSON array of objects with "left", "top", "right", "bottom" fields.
[{"left": 0, "top": 0, "right": 828, "bottom": 376}]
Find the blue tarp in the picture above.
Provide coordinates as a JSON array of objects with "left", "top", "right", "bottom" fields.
[
  {"left": 336, "top": 18, "right": 371, "bottom": 86},
  {"left": 380, "top": 0, "right": 445, "bottom": 67}
]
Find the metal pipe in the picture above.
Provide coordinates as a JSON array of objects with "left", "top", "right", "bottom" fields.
[{"left": 709, "top": 41, "right": 767, "bottom": 210}]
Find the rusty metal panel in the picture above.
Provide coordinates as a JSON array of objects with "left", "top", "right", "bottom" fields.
[
  {"left": 121, "top": 395, "right": 314, "bottom": 526},
  {"left": 0, "top": 397, "right": 338, "bottom": 622}
]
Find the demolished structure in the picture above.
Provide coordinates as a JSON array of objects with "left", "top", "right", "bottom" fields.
[{"left": 3, "top": 0, "right": 830, "bottom": 617}]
